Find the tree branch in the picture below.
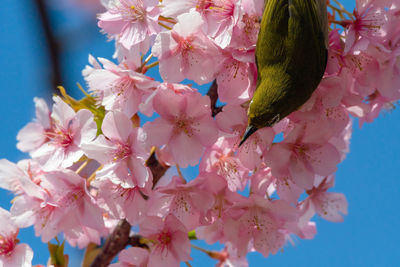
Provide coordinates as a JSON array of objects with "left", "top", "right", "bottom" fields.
[
  {"left": 146, "top": 148, "right": 170, "bottom": 189},
  {"left": 89, "top": 219, "right": 131, "bottom": 267},
  {"left": 89, "top": 150, "right": 168, "bottom": 266},
  {"left": 34, "top": 0, "right": 63, "bottom": 92},
  {"left": 207, "top": 80, "right": 224, "bottom": 117}
]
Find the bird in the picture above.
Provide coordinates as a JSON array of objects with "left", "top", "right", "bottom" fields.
[{"left": 239, "top": 0, "right": 328, "bottom": 146}]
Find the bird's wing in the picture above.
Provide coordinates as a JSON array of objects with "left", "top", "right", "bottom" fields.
[
  {"left": 315, "top": 0, "right": 328, "bottom": 48},
  {"left": 255, "top": 0, "right": 289, "bottom": 70},
  {"left": 288, "top": 0, "right": 328, "bottom": 48}
]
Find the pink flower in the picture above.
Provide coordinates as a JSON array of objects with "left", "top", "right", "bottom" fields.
[
  {"left": 110, "top": 247, "right": 149, "bottom": 267},
  {"left": 114, "top": 38, "right": 151, "bottom": 70},
  {"left": 250, "top": 164, "right": 302, "bottom": 205},
  {"left": 64, "top": 226, "right": 103, "bottom": 249},
  {"left": 215, "top": 104, "right": 275, "bottom": 170},
  {"left": 223, "top": 195, "right": 298, "bottom": 257},
  {"left": 28, "top": 97, "right": 97, "bottom": 171},
  {"left": 144, "top": 89, "right": 218, "bottom": 168},
  {"left": 11, "top": 169, "right": 105, "bottom": 244},
  {"left": 160, "top": 0, "right": 197, "bottom": 18},
  {"left": 194, "top": 173, "right": 248, "bottom": 244},
  {"left": 82, "top": 111, "right": 152, "bottom": 189},
  {"left": 216, "top": 49, "right": 257, "bottom": 104},
  {"left": 140, "top": 214, "right": 192, "bottom": 267},
  {"left": 264, "top": 123, "right": 341, "bottom": 190},
  {"left": 214, "top": 243, "right": 248, "bottom": 267},
  {"left": 16, "top": 97, "right": 51, "bottom": 154},
  {"left": 92, "top": 178, "right": 149, "bottom": 225},
  {"left": 0, "top": 207, "right": 33, "bottom": 267},
  {"left": 152, "top": 10, "right": 221, "bottom": 84},
  {"left": 302, "top": 176, "right": 348, "bottom": 222},
  {"left": 200, "top": 136, "right": 249, "bottom": 192},
  {"left": 344, "top": 0, "right": 387, "bottom": 53},
  {"left": 229, "top": 0, "right": 263, "bottom": 49},
  {"left": 149, "top": 176, "right": 215, "bottom": 230},
  {"left": 98, "top": 0, "right": 161, "bottom": 49},
  {"left": 139, "top": 82, "right": 196, "bottom": 117},
  {"left": 203, "top": 0, "right": 242, "bottom": 48},
  {"left": 163, "top": 0, "right": 243, "bottom": 48},
  {"left": 84, "top": 57, "right": 159, "bottom": 118},
  {"left": 0, "top": 159, "right": 43, "bottom": 194}
]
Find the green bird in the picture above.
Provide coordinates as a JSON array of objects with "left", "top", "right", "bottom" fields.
[{"left": 239, "top": 0, "right": 328, "bottom": 146}]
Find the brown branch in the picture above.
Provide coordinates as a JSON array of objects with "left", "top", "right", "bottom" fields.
[
  {"left": 207, "top": 80, "right": 224, "bottom": 117},
  {"left": 146, "top": 148, "right": 170, "bottom": 189},
  {"left": 89, "top": 151, "right": 168, "bottom": 266},
  {"left": 89, "top": 219, "right": 131, "bottom": 267},
  {"left": 34, "top": 0, "right": 62, "bottom": 92}
]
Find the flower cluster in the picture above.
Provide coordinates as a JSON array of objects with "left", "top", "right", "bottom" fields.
[{"left": 1, "top": 0, "right": 400, "bottom": 266}]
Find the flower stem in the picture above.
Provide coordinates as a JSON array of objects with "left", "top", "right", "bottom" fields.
[
  {"left": 76, "top": 159, "right": 91, "bottom": 174},
  {"left": 176, "top": 164, "right": 186, "bottom": 182}
]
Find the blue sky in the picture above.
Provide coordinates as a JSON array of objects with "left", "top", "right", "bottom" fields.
[{"left": 1, "top": 0, "right": 399, "bottom": 266}]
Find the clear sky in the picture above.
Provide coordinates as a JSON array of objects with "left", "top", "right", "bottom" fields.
[{"left": 1, "top": 0, "right": 399, "bottom": 266}]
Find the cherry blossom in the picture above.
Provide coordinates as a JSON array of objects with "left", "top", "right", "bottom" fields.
[
  {"left": 265, "top": 123, "right": 341, "bottom": 189},
  {"left": 200, "top": 136, "right": 249, "bottom": 191},
  {"left": 143, "top": 88, "right": 218, "bottom": 168},
  {"left": 0, "top": 208, "right": 33, "bottom": 267},
  {"left": 223, "top": 195, "right": 298, "bottom": 257},
  {"left": 1, "top": 0, "right": 400, "bottom": 265},
  {"left": 84, "top": 57, "right": 159, "bottom": 117},
  {"left": 82, "top": 111, "right": 152, "bottom": 189},
  {"left": 140, "top": 214, "right": 192, "bottom": 267},
  {"left": 344, "top": 0, "right": 387, "bottom": 53},
  {"left": 16, "top": 97, "right": 51, "bottom": 154},
  {"left": 11, "top": 169, "right": 105, "bottom": 243},
  {"left": 109, "top": 247, "right": 149, "bottom": 267},
  {"left": 24, "top": 96, "right": 97, "bottom": 171},
  {"left": 202, "top": 0, "right": 242, "bottom": 48},
  {"left": 216, "top": 104, "right": 275, "bottom": 170},
  {"left": 92, "top": 178, "right": 149, "bottom": 225},
  {"left": 149, "top": 176, "right": 215, "bottom": 230},
  {"left": 215, "top": 49, "right": 257, "bottom": 104},
  {"left": 152, "top": 10, "right": 221, "bottom": 84},
  {"left": 0, "top": 159, "right": 43, "bottom": 194},
  {"left": 302, "top": 176, "right": 348, "bottom": 223},
  {"left": 98, "top": 0, "right": 161, "bottom": 49}
]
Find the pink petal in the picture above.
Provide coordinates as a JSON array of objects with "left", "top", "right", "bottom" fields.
[
  {"left": 307, "top": 144, "right": 341, "bottom": 176},
  {"left": 315, "top": 192, "right": 348, "bottom": 222},
  {"left": 264, "top": 144, "right": 292, "bottom": 177},
  {"left": 51, "top": 96, "right": 76, "bottom": 127},
  {"left": 192, "top": 117, "right": 218, "bottom": 147},
  {"left": 169, "top": 133, "right": 204, "bottom": 168},
  {"left": 16, "top": 123, "right": 46, "bottom": 153},
  {"left": 34, "top": 97, "right": 51, "bottom": 128},
  {"left": 288, "top": 157, "right": 315, "bottom": 189},
  {"left": 143, "top": 119, "right": 174, "bottom": 147},
  {"left": 128, "top": 157, "right": 152, "bottom": 188},
  {"left": 102, "top": 111, "right": 132, "bottom": 142},
  {"left": 98, "top": 12, "right": 126, "bottom": 34},
  {"left": 81, "top": 135, "right": 115, "bottom": 164}
]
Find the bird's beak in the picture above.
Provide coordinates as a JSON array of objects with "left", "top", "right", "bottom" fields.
[{"left": 239, "top": 126, "right": 258, "bottom": 147}]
